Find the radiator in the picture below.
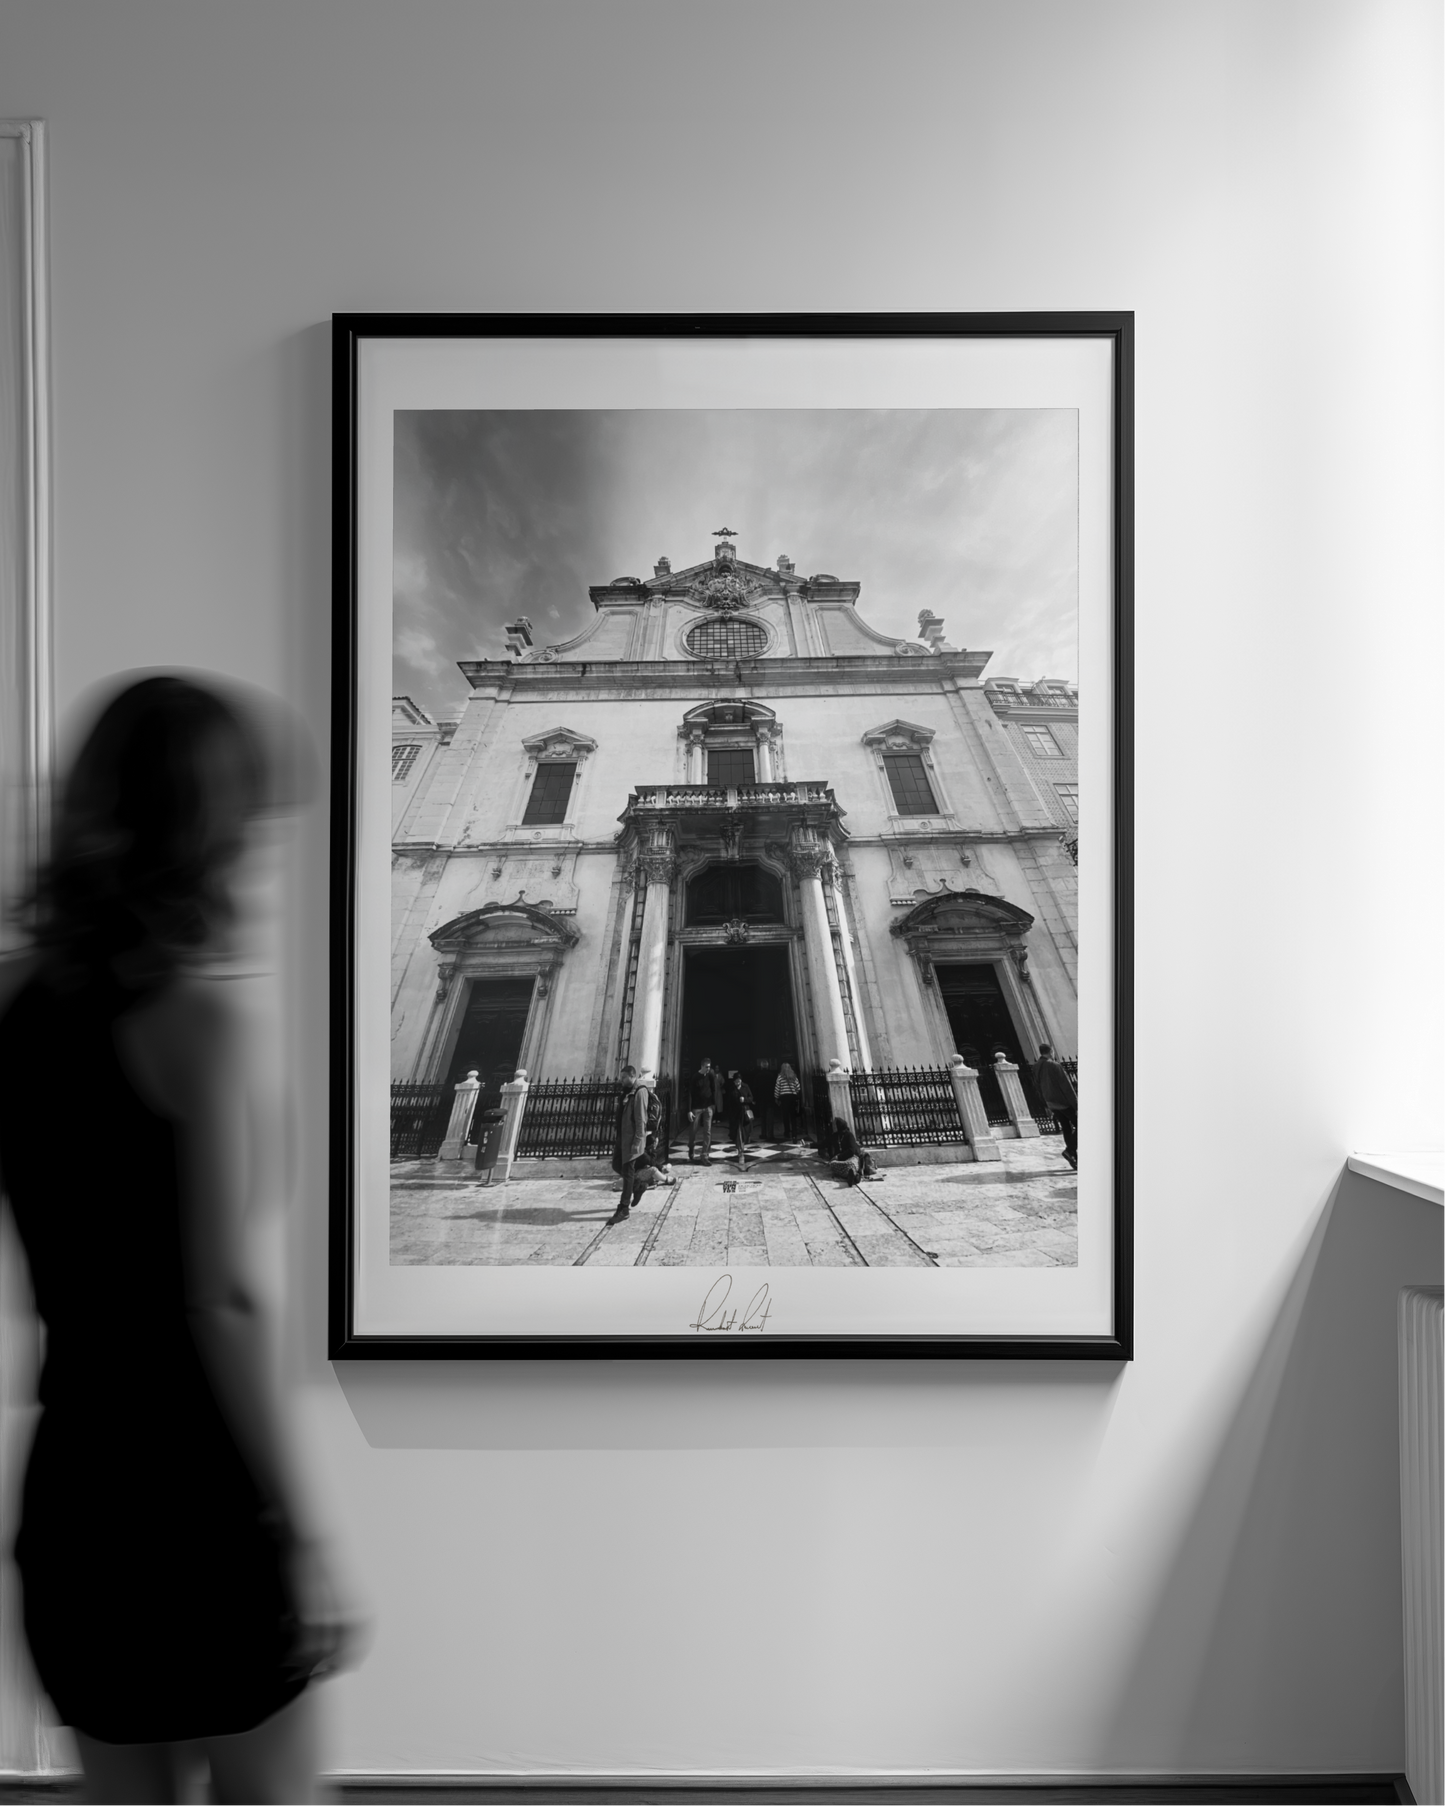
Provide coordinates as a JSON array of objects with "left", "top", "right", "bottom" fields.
[{"left": 1400, "top": 1285, "right": 1443, "bottom": 1806}]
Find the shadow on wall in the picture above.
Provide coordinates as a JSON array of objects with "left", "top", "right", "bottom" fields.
[
  {"left": 334, "top": 1355, "right": 1124, "bottom": 1452},
  {"left": 1101, "top": 1168, "right": 1442, "bottom": 1775}
]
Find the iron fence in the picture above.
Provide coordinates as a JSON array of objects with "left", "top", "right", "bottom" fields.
[
  {"left": 514, "top": 1077, "right": 624, "bottom": 1159},
  {"left": 513, "top": 1075, "right": 675, "bottom": 1160},
  {"left": 848, "top": 1066, "right": 968, "bottom": 1148},
  {"left": 390, "top": 1083, "right": 453, "bottom": 1161}
]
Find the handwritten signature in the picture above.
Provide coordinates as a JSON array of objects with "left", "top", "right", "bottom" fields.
[{"left": 689, "top": 1274, "right": 772, "bottom": 1334}]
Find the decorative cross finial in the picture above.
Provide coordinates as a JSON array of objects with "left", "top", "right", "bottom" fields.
[{"left": 712, "top": 527, "right": 736, "bottom": 539}]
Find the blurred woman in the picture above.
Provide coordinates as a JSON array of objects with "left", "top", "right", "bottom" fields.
[{"left": 0, "top": 676, "right": 358, "bottom": 1804}]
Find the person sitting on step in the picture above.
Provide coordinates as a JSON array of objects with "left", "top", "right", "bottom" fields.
[{"left": 828, "top": 1115, "right": 878, "bottom": 1186}]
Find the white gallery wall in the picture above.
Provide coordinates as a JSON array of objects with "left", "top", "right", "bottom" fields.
[{"left": 0, "top": 0, "right": 1441, "bottom": 1779}]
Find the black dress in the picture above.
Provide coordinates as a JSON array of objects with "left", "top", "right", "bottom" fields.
[{"left": 0, "top": 964, "right": 307, "bottom": 1743}]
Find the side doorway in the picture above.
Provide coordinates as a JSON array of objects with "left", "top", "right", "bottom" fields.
[
  {"left": 445, "top": 977, "right": 535, "bottom": 1138},
  {"left": 934, "top": 962, "right": 1040, "bottom": 1122}
]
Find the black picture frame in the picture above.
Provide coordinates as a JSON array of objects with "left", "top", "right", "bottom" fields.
[{"left": 330, "top": 312, "right": 1133, "bottom": 1360}]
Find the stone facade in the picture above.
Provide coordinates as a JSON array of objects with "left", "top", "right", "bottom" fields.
[{"left": 390, "top": 538, "right": 1078, "bottom": 1092}]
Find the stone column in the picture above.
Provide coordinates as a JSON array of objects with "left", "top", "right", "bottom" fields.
[
  {"left": 630, "top": 845, "right": 675, "bottom": 1079},
  {"left": 827, "top": 865, "right": 873, "bottom": 1073},
  {"left": 755, "top": 728, "right": 774, "bottom": 783},
  {"left": 491, "top": 1068, "right": 530, "bottom": 1182},
  {"left": 825, "top": 1056, "right": 854, "bottom": 1132},
  {"left": 792, "top": 843, "right": 851, "bottom": 1072},
  {"left": 439, "top": 1069, "right": 481, "bottom": 1160},
  {"left": 948, "top": 1055, "right": 1002, "bottom": 1162},
  {"left": 684, "top": 729, "right": 705, "bottom": 784},
  {"left": 992, "top": 1055, "right": 1039, "bottom": 1137}
]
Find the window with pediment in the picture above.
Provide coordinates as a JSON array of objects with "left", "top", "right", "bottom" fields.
[
  {"left": 861, "top": 719, "right": 952, "bottom": 822},
  {"left": 679, "top": 701, "right": 783, "bottom": 786},
  {"left": 513, "top": 727, "right": 598, "bottom": 833}
]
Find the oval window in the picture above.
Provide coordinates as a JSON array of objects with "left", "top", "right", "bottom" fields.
[{"left": 685, "top": 617, "right": 767, "bottom": 659}]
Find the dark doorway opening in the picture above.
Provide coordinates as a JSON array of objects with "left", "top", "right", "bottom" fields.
[
  {"left": 935, "top": 962, "right": 1038, "bottom": 1122},
  {"left": 446, "top": 977, "right": 534, "bottom": 1136},
  {"left": 680, "top": 945, "right": 799, "bottom": 1139}
]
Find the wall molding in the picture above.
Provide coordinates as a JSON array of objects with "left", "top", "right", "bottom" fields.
[{"left": 0, "top": 116, "right": 55, "bottom": 1782}]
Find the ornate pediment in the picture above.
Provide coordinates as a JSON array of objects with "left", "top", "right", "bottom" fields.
[
  {"left": 863, "top": 718, "right": 936, "bottom": 751},
  {"left": 889, "top": 889, "right": 1034, "bottom": 942},
  {"left": 430, "top": 901, "right": 580, "bottom": 953},
  {"left": 520, "top": 727, "right": 598, "bottom": 763}
]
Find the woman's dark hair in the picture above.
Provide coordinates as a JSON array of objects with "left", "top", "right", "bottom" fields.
[{"left": 29, "top": 675, "right": 271, "bottom": 984}]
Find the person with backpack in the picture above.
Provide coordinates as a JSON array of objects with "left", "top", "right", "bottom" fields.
[
  {"left": 1032, "top": 1042, "right": 1078, "bottom": 1170},
  {"left": 609, "top": 1065, "right": 657, "bottom": 1224}
]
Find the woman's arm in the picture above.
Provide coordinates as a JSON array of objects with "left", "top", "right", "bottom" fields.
[
  {"left": 118, "top": 975, "right": 315, "bottom": 1536},
  {"left": 119, "top": 973, "right": 362, "bottom": 1673}
]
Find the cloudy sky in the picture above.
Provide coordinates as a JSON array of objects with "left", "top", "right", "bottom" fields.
[{"left": 393, "top": 409, "right": 1077, "bottom": 721}]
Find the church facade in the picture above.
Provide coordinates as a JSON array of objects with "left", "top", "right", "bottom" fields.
[{"left": 389, "top": 535, "right": 1079, "bottom": 1125}]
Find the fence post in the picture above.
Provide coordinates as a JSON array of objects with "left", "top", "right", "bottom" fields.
[
  {"left": 439, "top": 1070, "right": 481, "bottom": 1160},
  {"left": 992, "top": 1054, "right": 1040, "bottom": 1138},
  {"left": 948, "top": 1056, "right": 1002, "bottom": 1162},
  {"left": 825, "top": 1056, "right": 855, "bottom": 1132},
  {"left": 491, "top": 1068, "right": 530, "bottom": 1182}
]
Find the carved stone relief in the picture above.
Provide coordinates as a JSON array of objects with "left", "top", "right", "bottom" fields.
[{"left": 886, "top": 842, "right": 1003, "bottom": 905}]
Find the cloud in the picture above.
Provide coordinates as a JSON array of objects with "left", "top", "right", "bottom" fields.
[{"left": 392, "top": 408, "right": 1077, "bottom": 718}]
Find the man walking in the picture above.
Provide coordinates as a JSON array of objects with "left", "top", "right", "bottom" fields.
[
  {"left": 1032, "top": 1043, "right": 1078, "bottom": 1170},
  {"left": 608, "top": 1064, "right": 655, "bottom": 1225},
  {"left": 724, "top": 1070, "right": 757, "bottom": 1172},
  {"left": 687, "top": 1056, "right": 723, "bottom": 1164}
]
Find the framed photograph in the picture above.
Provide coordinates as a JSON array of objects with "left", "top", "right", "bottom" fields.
[{"left": 330, "top": 313, "right": 1132, "bottom": 1357}]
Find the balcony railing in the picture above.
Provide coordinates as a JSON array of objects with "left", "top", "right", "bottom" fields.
[{"left": 627, "top": 781, "right": 836, "bottom": 811}]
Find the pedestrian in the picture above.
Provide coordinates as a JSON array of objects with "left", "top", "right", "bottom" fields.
[
  {"left": 0, "top": 675, "right": 362, "bottom": 1805},
  {"left": 772, "top": 1061, "right": 802, "bottom": 1143},
  {"left": 472, "top": 1105, "right": 505, "bottom": 1185},
  {"left": 827, "top": 1115, "right": 878, "bottom": 1186},
  {"left": 687, "top": 1055, "right": 723, "bottom": 1164},
  {"left": 1032, "top": 1042, "right": 1078, "bottom": 1169},
  {"left": 724, "top": 1069, "right": 756, "bottom": 1171},
  {"left": 609, "top": 1064, "right": 655, "bottom": 1223}
]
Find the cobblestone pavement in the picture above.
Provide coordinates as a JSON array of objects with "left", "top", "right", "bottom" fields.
[{"left": 389, "top": 1136, "right": 1077, "bottom": 1269}]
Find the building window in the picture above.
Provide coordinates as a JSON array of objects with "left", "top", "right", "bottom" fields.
[
  {"left": 686, "top": 862, "right": 785, "bottom": 925},
  {"left": 882, "top": 752, "right": 939, "bottom": 815},
  {"left": 392, "top": 743, "right": 421, "bottom": 783},
  {"left": 1055, "top": 783, "right": 1079, "bottom": 823},
  {"left": 706, "top": 746, "right": 756, "bottom": 788},
  {"left": 521, "top": 761, "right": 576, "bottom": 825},
  {"left": 685, "top": 617, "right": 767, "bottom": 659},
  {"left": 1020, "top": 725, "right": 1062, "bottom": 757}
]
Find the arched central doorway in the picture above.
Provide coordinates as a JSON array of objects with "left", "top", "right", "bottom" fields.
[{"left": 677, "top": 863, "right": 800, "bottom": 1137}]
